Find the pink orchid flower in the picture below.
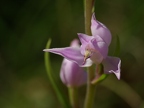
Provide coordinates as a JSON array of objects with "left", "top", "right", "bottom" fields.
[{"left": 43, "top": 13, "right": 121, "bottom": 80}]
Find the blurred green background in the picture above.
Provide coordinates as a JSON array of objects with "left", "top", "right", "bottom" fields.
[{"left": 0, "top": 0, "right": 144, "bottom": 108}]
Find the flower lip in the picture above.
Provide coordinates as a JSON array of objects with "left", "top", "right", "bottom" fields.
[{"left": 102, "top": 56, "right": 121, "bottom": 80}]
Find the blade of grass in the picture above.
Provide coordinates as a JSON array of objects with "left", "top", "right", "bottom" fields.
[{"left": 44, "top": 39, "right": 70, "bottom": 108}]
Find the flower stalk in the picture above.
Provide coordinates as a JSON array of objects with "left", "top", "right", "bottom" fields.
[
  {"left": 84, "top": 0, "right": 96, "bottom": 108},
  {"left": 68, "top": 86, "right": 79, "bottom": 108},
  {"left": 84, "top": 0, "right": 95, "bottom": 35},
  {"left": 84, "top": 64, "right": 96, "bottom": 108}
]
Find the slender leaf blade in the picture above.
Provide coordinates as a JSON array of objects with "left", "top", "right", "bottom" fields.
[{"left": 44, "top": 39, "right": 70, "bottom": 108}]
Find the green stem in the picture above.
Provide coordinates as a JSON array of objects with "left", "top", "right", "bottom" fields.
[
  {"left": 68, "top": 87, "right": 79, "bottom": 108},
  {"left": 84, "top": 0, "right": 96, "bottom": 108},
  {"left": 84, "top": 0, "right": 94, "bottom": 35},
  {"left": 84, "top": 65, "right": 96, "bottom": 108}
]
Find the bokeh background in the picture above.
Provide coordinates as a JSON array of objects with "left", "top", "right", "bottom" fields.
[{"left": 0, "top": 0, "right": 144, "bottom": 108}]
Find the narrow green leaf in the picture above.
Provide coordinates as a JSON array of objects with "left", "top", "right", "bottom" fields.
[
  {"left": 91, "top": 74, "right": 108, "bottom": 84},
  {"left": 91, "top": 64, "right": 108, "bottom": 84},
  {"left": 44, "top": 39, "right": 70, "bottom": 108}
]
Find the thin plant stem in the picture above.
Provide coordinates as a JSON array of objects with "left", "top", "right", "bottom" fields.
[
  {"left": 84, "top": 0, "right": 96, "bottom": 108},
  {"left": 84, "top": 0, "right": 95, "bottom": 35},
  {"left": 84, "top": 65, "right": 96, "bottom": 108},
  {"left": 68, "top": 86, "right": 79, "bottom": 108}
]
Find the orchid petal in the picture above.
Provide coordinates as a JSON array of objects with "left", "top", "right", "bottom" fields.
[
  {"left": 86, "top": 38, "right": 104, "bottom": 64},
  {"left": 91, "top": 36, "right": 108, "bottom": 58},
  {"left": 43, "top": 47, "right": 93, "bottom": 67},
  {"left": 91, "top": 13, "right": 112, "bottom": 46},
  {"left": 78, "top": 35, "right": 108, "bottom": 64},
  {"left": 78, "top": 33, "right": 94, "bottom": 55},
  {"left": 77, "top": 33, "right": 92, "bottom": 44},
  {"left": 102, "top": 56, "right": 121, "bottom": 80}
]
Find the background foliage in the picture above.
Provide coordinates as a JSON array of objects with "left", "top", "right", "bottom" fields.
[{"left": 0, "top": 0, "right": 144, "bottom": 108}]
